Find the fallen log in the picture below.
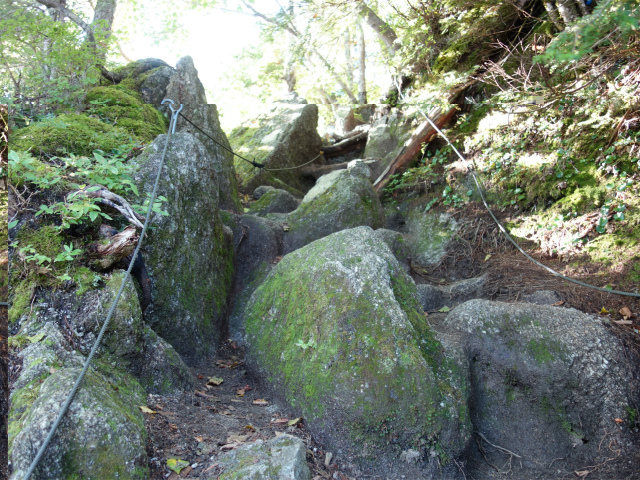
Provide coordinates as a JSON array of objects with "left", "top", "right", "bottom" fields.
[
  {"left": 373, "top": 84, "right": 472, "bottom": 192},
  {"left": 301, "top": 159, "right": 377, "bottom": 179},
  {"left": 322, "top": 131, "right": 369, "bottom": 158}
]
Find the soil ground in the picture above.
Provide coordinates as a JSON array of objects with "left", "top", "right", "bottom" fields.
[{"left": 144, "top": 203, "right": 640, "bottom": 480}]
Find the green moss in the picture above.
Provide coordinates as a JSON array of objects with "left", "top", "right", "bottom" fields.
[
  {"left": 10, "top": 114, "right": 137, "bottom": 157},
  {"left": 16, "top": 225, "right": 62, "bottom": 262},
  {"left": 9, "top": 281, "right": 35, "bottom": 324},
  {"left": 8, "top": 373, "right": 49, "bottom": 452},
  {"left": 85, "top": 86, "right": 166, "bottom": 142},
  {"left": 526, "top": 337, "right": 565, "bottom": 364}
]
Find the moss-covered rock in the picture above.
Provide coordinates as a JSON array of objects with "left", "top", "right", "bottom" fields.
[
  {"left": 403, "top": 209, "right": 458, "bottom": 267},
  {"left": 244, "top": 227, "right": 470, "bottom": 478},
  {"left": 442, "top": 300, "right": 638, "bottom": 477},
  {"left": 85, "top": 86, "right": 166, "bottom": 142},
  {"left": 10, "top": 365, "right": 148, "bottom": 480},
  {"left": 8, "top": 320, "right": 148, "bottom": 480},
  {"left": 10, "top": 114, "right": 137, "bottom": 157},
  {"left": 282, "top": 169, "right": 385, "bottom": 254},
  {"left": 228, "top": 101, "right": 324, "bottom": 196},
  {"left": 246, "top": 188, "right": 299, "bottom": 216},
  {"left": 133, "top": 132, "right": 235, "bottom": 365}
]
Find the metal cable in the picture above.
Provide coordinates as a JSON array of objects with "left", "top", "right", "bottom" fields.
[
  {"left": 177, "top": 111, "right": 322, "bottom": 172},
  {"left": 416, "top": 108, "right": 640, "bottom": 298},
  {"left": 21, "top": 99, "right": 184, "bottom": 480}
]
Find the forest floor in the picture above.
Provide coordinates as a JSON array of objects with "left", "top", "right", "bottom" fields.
[{"left": 143, "top": 204, "right": 640, "bottom": 480}]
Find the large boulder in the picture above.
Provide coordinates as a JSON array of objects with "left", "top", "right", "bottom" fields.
[
  {"left": 416, "top": 275, "right": 487, "bottom": 312},
  {"left": 133, "top": 132, "right": 235, "bottom": 365},
  {"left": 282, "top": 167, "right": 385, "bottom": 254},
  {"left": 246, "top": 188, "right": 299, "bottom": 216},
  {"left": 228, "top": 101, "right": 324, "bottom": 196},
  {"left": 243, "top": 227, "right": 470, "bottom": 479},
  {"left": 164, "top": 56, "right": 242, "bottom": 212},
  {"left": 439, "top": 300, "right": 639, "bottom": 478}
]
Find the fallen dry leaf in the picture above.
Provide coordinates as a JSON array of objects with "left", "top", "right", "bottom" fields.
[
  {"left": 49, "top": 367, "right": 57, "bottom": 374},
  {"left": 271, "top": 418, "right": 289, "bottom": 424},
  {"left": 274, "top": 431, "right": 284, "bottom": 437},
  {"left": 198, "top": 374, "right": 204, "bottom": 379},
  {"left": 551, "top": 301, "right": 564, "bottom": 306},
  {"left": 600, "top": 307, "right": 609, "bottom": 314},
  {"left": 575, "top": 470, "right": 590, "bottom": 477},
  {"left": 207, "top": 376, "right": 224, "bottom": 386},
  {"left": 169, "top": 424, "right": 178, "bottom": 430},
  {"left": 138, "top": 406, "right": 156, "bottom": 414},
  {"left": 194, "top": 436, "right": 204, "bottom": 442},
  {"left": 613, "top": 320, "right": 633, "bottom": 325},
  {"left": 227, "top": 434, "right": 248, "bottom": 443},
  {"left": 619, "top": 307, "right": 632, "bottom": 318},
  {"left": 614, "top": 418, "right": 624, "bottom": 424},
  {"left": 245, "top": 425, "right": 256, "bottom": 431},
  {"left": 288, "top": 417, "right": 302, "bottom": 426},
  {"left": 253, "top": 399, "right": 269, "bottom": 406},
  {"left": 220, "top": 443, "right": 240, "bottom": 450},
  {"left": 179, "top": 466, "right": 192, "bottom": 477},
  {"left": 236, "top": 389, "right": 245, "bottom": 397}
]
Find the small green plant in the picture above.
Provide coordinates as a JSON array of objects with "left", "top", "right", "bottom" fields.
[
  {"left": 54, "top": 243, "right": 83, "bottom": 263},
  {"left": 294, "top": 338, "right": 317, "bottom": 350}
]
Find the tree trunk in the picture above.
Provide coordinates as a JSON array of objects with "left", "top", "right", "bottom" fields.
[
  {"left": 556, "top": 0, "right": 578, "bottom": 25},
  {"left": 544, "top": 2, "right": 564, "bottom": 30},
  {"left": 322, "top": 131, "right": 369, "bottom": 158},
  {"left": 283, "top": 0, "right": 296, "bottom": 92},
  {"left": 576, "top": 0, "right": 589, "bottom": 16},
  {"left": 356, "top": 1, "right": 399, "bottom": 55},
  {"left": 343, "top": 27, "right": 353, "bottom": 87},
  {"left": 310, "top": 46, "right": 358, "bottom": 103},
  {"left": 357, "top": 21, "right": 367, "bottom": 104}
]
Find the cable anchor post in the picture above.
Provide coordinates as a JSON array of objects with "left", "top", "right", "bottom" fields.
[{"left": 161, "top": 99, "right": 184, "bottom": 134}]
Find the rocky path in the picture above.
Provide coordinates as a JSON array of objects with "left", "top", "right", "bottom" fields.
[{"left": 145, "top": 341, "right": 350, "bottom": 480}]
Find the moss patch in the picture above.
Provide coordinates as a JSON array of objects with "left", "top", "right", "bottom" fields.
[
  {"left": 10, "top": 114, "right": 137, "bottom": 157},
  {"left": 85, "top": 86, "right": 166, "bottom": 142}
]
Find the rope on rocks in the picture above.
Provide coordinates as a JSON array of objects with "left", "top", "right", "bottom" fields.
[
  {"left": 416, "top": 107, "right": 640, "bottom": 299},
  {"left": 177, "top": 111, "right": 322, "bottom": 172},
  {"left": 21, "top": 99, "right": 184, "bottom": 480}
]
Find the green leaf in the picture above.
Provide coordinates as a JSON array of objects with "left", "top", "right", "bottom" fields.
[
  {"left": 438, "top": 306, "right": 451, "bottom": 313},
  {"left": 89, "top": 211, "right": 99, "bottom": 222},
  {"left": 166, "top": 458, "right": 189, "bottom": 474},
  {"left": 26, "top": 332, "right": 45, "bottom": 344},
  {"left": 8, "top": 220, "right": 18, "bottom": 229}
]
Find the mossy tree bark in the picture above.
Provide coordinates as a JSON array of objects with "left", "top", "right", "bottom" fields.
[{"left": 556, "top": 0, "right": 579, "bottom": 25}]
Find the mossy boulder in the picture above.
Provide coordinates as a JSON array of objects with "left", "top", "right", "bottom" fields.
[
  {"left": 228, "top": 101, "right": 324, "bottom": 196},
  {"left": 282, "top": 169, "right": 385, "bottom": 254},
  {"left": 10, "top": 114, "right": 136, "bottom": 157},
  {"left": 244, "top": 227, "right": 470, "bottom": 478},
  {"left": 106, "top": 58, "right": 174, "bottom": 105},
  {"left": 403, "top": 209, "right": 458, "bottom": 267},
  {"left": 9, "top": 322, "right": 148, "bottom": 480},
  {"left": 10, "top": 365, "right": 148, "bottom": 480},
  {"left": 246, "top": 188, "right": 299, "bottom": 216},
  {"left": 164, "top": 56, "right": 242, "bottom": 212},
  {"left": 85, "top": 86, "right": 166, "bottom": 142},
  {"left": 133, "top": 132, "right": 235, "bottom": 365},
  {"left": 441, "top": 300, "right": 638, "bottom": 478}
]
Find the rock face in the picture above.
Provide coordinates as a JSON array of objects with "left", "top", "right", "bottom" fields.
[
  {"left": 133, "top": 132, "right": 235, "bottom": 365},
  {"left": 247, "top": 188, "right": 300, "bottom": 216},
  {"left": 244, "top": 227, "right": 470, "bottom": 478},
  {"left": 283, "top": 168, "right": 385, "bottom": 254},
  {"left": 440, "top": 300, "right": 638, "bottom": 477},
  {"left": 164, "top": 56, "right": 242, "bottom": 212},
  {"left": 229, "top": 101, "right": 324, "bottom": 196},
  {"left": 222, "top": 213, "right": 283, "bottom": 343},
  {"left": 218, "top": 434, "right": 311, "bottom": 480}
]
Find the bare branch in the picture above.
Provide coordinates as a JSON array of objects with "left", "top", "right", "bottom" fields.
[{"left": 33, "top": 0, "right": 90, "bottom": 32}]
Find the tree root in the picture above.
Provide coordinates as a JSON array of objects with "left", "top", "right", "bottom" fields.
[{"left": 70, "top": 184, "right": 145, "bottom": 229}]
